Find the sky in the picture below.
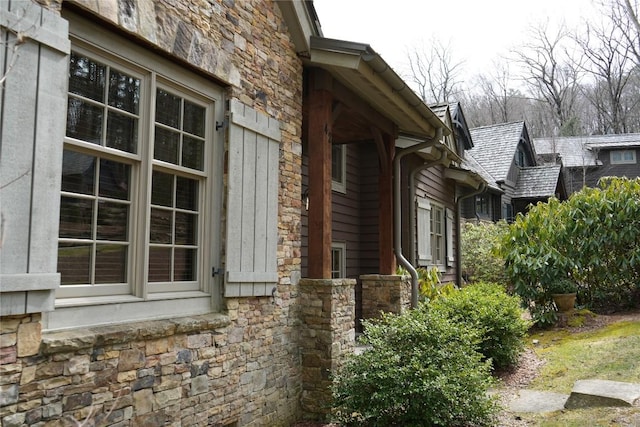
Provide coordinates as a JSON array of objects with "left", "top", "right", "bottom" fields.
[{"left": 313, "top": 0, "right": 599, "bottom": 83}]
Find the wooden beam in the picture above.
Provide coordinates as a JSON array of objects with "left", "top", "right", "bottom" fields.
[
  {"left": 372, "top": 128, "right": 396, "bottom": 274},
  {"left": 330, "top": 79, "right": 397, "bottom": 139},
  {"left": 306, "top": 69, "right": 333, "bottom": 279}
]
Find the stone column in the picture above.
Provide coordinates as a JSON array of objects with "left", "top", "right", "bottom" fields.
[
  {"left": 298, "top": 278, "right": 356, "bottom": 421},
  {"left": 360, "top": 274, "right": 411, "bottom": 320}
]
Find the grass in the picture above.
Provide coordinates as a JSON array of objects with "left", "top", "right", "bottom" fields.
[{"left": 512, "top": 315, "right": 640, "bottom": 426}]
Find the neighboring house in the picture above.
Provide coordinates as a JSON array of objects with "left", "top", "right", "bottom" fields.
[
  {"left": 534, "top": 133, "right": 640, "bottom": 195},
  {"left": 0, "top": 1, "right": 483, "bottom": 424},
  {"left": 462, "top": 121, "right": 567, "bottom": 222}
]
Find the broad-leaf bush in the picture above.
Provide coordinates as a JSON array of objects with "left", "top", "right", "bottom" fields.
[
  {"left": 461, "top": 221, "right": 508, "bottom": 284},
  {"left": 331, "top": 307, "right": 498, "bottom": 426},
  {"left": 430, "top": 282, "right": 530, "bottom": 370},
  {"left": 501, "top": 177, "right": 640, "bottom": 324}
]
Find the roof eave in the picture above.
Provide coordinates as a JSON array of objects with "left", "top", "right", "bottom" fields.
[{"left": 308, "top": 36, "right": 449, "bottom": 140}]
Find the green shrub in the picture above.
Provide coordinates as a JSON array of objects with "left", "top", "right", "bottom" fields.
[
  {"left": 430, "top": 282, "right": 530, "bottom": 370},
  {"left": 331, "top": 307, "right": 498, "bottom": 427},
  {"left": 500, "top": 177, "right": 640, "bottom": 323},
  {"left": 461, "top": 221, "right": 508, "bottom": 284}
]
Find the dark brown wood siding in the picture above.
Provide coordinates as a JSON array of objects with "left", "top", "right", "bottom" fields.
[
  {"left": 301, "top": 142, "right": 380, "bottom": 278},
  {"left": 401, "top": 153, "right": 458, "bottom": 284}
]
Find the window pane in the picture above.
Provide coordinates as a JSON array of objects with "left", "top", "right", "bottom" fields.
[
  {"left": 108, "top": 69, "right": 140, "bottom": 114},
  {"left": 156, "top": 89, "right": 181, "bottom": 128},
  {"left": 58, "top": 243, "right": 92, "bottom": 285},
  {"left": 97, "top": 201, "right": 128, "bottom": 241},
  {"left": 175, "top": 212, "right": 197, "bottom": 245},
  {"left": 151, "top": 171, "right": 174, "bottom": 206},
  {"left": 332, "top": 144, "right": 343, "bottom": 182},
  {"left": 150, "top": 208, "right": 172, "bottom": 244},
  {"left": 174, "top": 248, "right": 196, "bottom": 281},
  {"left": 183, "top": 101, "right": 205, "bottom": 137},
  {"left": 182, "top": 136, "right": 204, "bottom": 171},
  {"left": 106, "top": 112, "right": 138, "bottom": 153},
  {"left": 66, "top": 98, "right": 103, "bottom": 143},
  {"left": 68, "top": 52, "right": 106, "bottom": 102},
  {"left": 176, "top": 177, "right": 198, "bottom": 211},
  {"left": 98, "top": 160, "right": 130, "bottom": 200},
  {"left": 148, "top": 247, "right": 171, "bottom": 282},
  {"left": 59, "top": 197, "right": 93, "bottom": 239},
  {"left": 95, "top": 244, "right": 127, "bottom": 283},
  {"left": 154, "top": 126, "right": 179, "bottom": 164},
  {"left": 62, "top": 150, "right": 96, "bottom": 194}
]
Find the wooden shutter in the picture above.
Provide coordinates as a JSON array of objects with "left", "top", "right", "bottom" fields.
[
  {"left": 416, "top": 198, "right": 432, "bottom": 266},
  {"left": 0, "top": 1, "right": 69, "bottom": 315},
  {"left": 224, "top": 100, "right": 280, "bottom": 297},
  {"left": 446, "top": 208, "right": 455, "bottom": 267}
]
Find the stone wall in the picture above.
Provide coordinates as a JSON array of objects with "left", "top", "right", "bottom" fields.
[
  {"left": 298, "top": 279, "right": 356, "bottom": 421},
  {"left": 1, "top": 0, "right": 306, "bottom": 426},
  {"left": 360, "top": 274, "right": 411, "bottom": 320}
]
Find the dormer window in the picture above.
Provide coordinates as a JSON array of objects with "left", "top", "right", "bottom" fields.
[{"left": 515, "top": 147, "right": 526, "bottom": 167}]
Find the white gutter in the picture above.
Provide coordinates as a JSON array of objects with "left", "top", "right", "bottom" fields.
[{"left": 394, "top": 129, "right": 443, "bottom": 308}]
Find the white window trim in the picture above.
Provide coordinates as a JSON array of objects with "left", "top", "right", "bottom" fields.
[
  {"left": 331, "top": 242, "right": 347, "bottom": 279},
  {"left": 416, "top": 197, "right": 451, "bottom": 272},
  {"left": 45, "top": 12, "right": 225, "bottom": 331},
  {"left": 610, "top": 149, "right": 637, "bottom": 165},
  {"left": 331, "top": 143, "right": 347, "bottom": 193}
]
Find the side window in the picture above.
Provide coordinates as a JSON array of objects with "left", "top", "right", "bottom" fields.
[
  {"left": 331, "top": 143, "right": 346, "bottom": 193},
  {"left": 331, "top": 242, "right": 346, "bottom": 279}
]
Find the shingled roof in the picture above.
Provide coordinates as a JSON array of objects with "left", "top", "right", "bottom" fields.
[
  {"left": 512, "top": 165, "right": 562, "bottom": 199},
  {"left": 533, "top": 136, "right": 599, "bottom": 167},
  {"left": 468, "top": 122, "right": 527, "bottom": 182}
]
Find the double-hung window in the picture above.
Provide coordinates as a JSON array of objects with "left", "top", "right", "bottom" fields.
[
  {"left": 54, "top": 19, "right": 223, "bottom": 328},
  {"left": 416, "top": 198, "right": 454, "bottom": 271}
]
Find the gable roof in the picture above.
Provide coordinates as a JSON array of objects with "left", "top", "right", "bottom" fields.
[
  {"left": 308, "top": 37, "right": 449, "bottom": 140},
  {"left": 513, "top": 165, "right": 562, "bottom": 199},
  {"left": 468, "top": 121, "right": 527, "bottom": 182}
]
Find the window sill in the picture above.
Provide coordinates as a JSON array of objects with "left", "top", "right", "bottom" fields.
[{"left": 41, "top": 312, "right": 230, "bottom": 355}]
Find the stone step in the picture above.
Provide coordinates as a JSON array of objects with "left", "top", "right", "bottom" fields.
[{"left": 564, "top": 379, "right": 640, "bottom": 409}]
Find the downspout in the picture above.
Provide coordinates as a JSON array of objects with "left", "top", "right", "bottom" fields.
[
  {"left": 394, "top": 129, "right": 443, "bottom": 308},
  {"left": 455, "top": 182, "right": 487, "bottom": 286},
  {"left": 408, "top": 148, "right": 448, "bottom": 265}
]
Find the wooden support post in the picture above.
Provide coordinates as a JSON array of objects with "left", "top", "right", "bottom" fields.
[
  {"left": 306, "top": 69, "right": 333, "bottom": 279},
  {"left": 373, "top": 129, "right": 396, "bottom": 274}
]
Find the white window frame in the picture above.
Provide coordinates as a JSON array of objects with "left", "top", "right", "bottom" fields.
[
  {"left": 331, "top": 242, "right": 347, "bottom": 279},
  {"left": 416, "top": 198, "right": 450, "bottom": 272},
  {"left": 430, "top": 203, "right": 446, "bottom": 270},
  {"left": 610, "top": 150, "right": 636, "bottom": 165},
  {"left": 331, "top": 143, "right": 347, "bottom": 193},
  {"left": 46, "top": 13, "right": 225, "bottom": 330}
]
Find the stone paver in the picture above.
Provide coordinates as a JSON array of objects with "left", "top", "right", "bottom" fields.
[
  {"left": 564, "top": 379, "right": 640, "bottom": 409},
  {"left": 507, "top": 389, "right": 569, "bottom": 413}
]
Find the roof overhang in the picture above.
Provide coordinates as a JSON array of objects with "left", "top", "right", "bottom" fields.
[
  {"left": 276, "top": 1, "right": 322, "bottom": 56},
  {"left": 445, "top": 167, "right": 486, "bottom": 190},
  {"left": 396, "top": 135, "right": 460, "bottom": 165},
  {"left": 307, "top": 36, "right": 449, "bottom": 140}
]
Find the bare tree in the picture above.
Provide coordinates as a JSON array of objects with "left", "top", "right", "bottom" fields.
[
  {"left": 511, "top": 22, "right": 584, "bottom": 136},
  {"left": 575, "top": 19, "right": 637, "bottom": 133},
  {"left": 600, "top": 0, "right": 640, "bottom": 66},
  {"left": 405, "top": 38, "right": 465, "bottom": 104}
]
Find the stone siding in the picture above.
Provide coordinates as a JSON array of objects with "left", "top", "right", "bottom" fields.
[
  {"left": 360, "top": 274, "right": 411, "bottom": 320},
  {"left": 1, "top": 0, "right": 306, "bottom": 426},
  {"left": 298, "top": 279, "right": 356, "bottom": 421}
]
